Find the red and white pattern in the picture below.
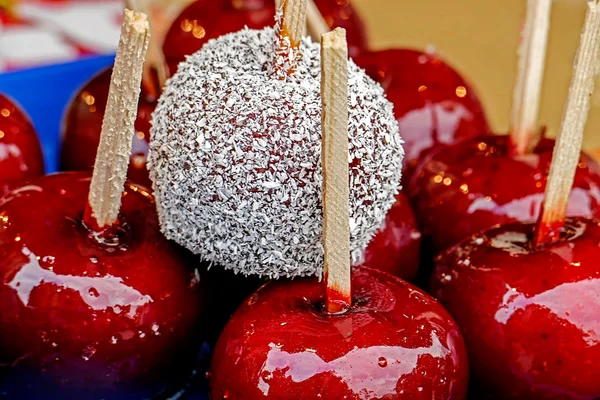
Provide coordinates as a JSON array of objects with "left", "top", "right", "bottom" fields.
[{"left": 0, "top": 0, "right": 123, "bottom": 71}]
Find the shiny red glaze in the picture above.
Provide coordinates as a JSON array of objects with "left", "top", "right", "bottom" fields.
[
  {"left": 354, "top": 49, "right": 489, "bottom": 180},
  {"left": 432, "top": 217, "right": 600, "bottom": 399},
  {"left": 362, "top": 192, "right": 422, "bottom": 281},
  {"left": 0, "top": 173, "right": 206, "bottom": 399},
  {"left": 0, "top": 94, "right": 44, "bottom": 198},
  {"left": 162, "top": 0, "right": 368, "bottom": 73},
  {"left": 410, "top": 135, "right": 600, "bottom": 252},
  {"left": 61, "top": 69, "right": 156, "bottom": 188},
  {"left": 210, "top": 266, "right": 468, "bottom": 400}
]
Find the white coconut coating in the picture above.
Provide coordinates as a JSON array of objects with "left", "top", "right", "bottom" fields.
[{"left": 148, "top": 27, "right": 403, "bottom": 279}]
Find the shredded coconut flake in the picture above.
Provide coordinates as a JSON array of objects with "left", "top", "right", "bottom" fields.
[{"left": 148, "top": 27, "right": 403, "bottom": 279}]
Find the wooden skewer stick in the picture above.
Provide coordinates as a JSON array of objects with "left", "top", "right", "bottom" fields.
[
  {"left": 321, "top": 28, "right": 351, "bottom": 314},
  {"left": 534, "top": 0, "right": 600, "bottom": 246},
  {"left": 84, "top": 9, "right": 150, "bottom": 230},
  {"left": 272, "top": 0, "right": 307, "bottom": 77},
  {"left": 124, "top": 0, "right": 169, "bottom": 95},
  {"left": 307, "top": 0, "right": 330, "bottom": 41},
  {"left": 277, "top": 0, "right": 328, "bottom": 42},
  {"left": 510, "top": 0, "right": 552, "bottom": 155}
]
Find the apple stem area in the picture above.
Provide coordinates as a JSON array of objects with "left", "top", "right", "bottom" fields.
[
  {"left": 534, "top": 0, "right": 600, "bottom": 246},
  {"left": 83, "top": 9, "right": 150, "bottom": 233},
  {"left": 321, "top": 28, "right": 352, "bottom": 314},
  {"left": 272, "top": 0, "right": 307, "bottom": 78},
  {"left": 509, "top": 0, "right": 552, "bottom": 156}
]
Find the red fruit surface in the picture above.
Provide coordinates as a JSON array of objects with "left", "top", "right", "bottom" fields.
[
  {"left": 432, "top": 217, "right": 600, "bottom": 399},
  {"left": 354, "top": 49, "right": 489, "bottom": 180},
  {"left": 163, "top": 0, "right": 368, "bottom": 73},
  {"left": 362, "top": 192, "right": 421, "bottom": 281},
  {"left": 61, "top": 69, "right": 156, "bottom": 189},
  {"left": 410, "top": 135, "right": 600, "bottom": 252},
  {"left": 210, "top": 266, "right": 468, "bottom": 400},
  {"left": 0, "top": 93, "right": 44, "bottom": 198},
  {"left": 0, "top": 172, "right": 206, "bottom": 400}
]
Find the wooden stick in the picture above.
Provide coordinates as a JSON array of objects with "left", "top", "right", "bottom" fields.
[
  {"left": 321, "top": 28, "right": 351, "bottom": 314},
  {"left": 510, "top": 0, "right": 552, "bottom": 155},
  {"left": 534, "top": 0, "right": 600, "bottom": 246},
  {"left": 272, "top": 0, "right": 307, "bottom": 78},
  {"left": 124, "top": 0, "right": 169, "bottom": 96},
  {"left": 85, "top": 9, "right": 150, "bottom": 230},
  {"left": 307, "top": 0, "right": 330, "bottom": 42}
]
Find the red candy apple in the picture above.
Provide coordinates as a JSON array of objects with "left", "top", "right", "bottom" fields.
[
  {"left": 162, "top": 0, "right": 368, "bottom": 73},
  {"left": 61, "top": 68, "right": 156, "bottom": 188},
  {"left": 431, "top": 218, "right": 600, "bottom": 399},
  {"left": 431, "top": 6, "right": 600, "bottom": 397},
  {"left": 210, "top": 266, "right": 469, "bottom": 400},
  {"left": 354, "top": 49, "right": 489, "bottom": 180},
  {"left": 410, "top": 135, "right": 600, "bottom": 251},
  {"left": 361, "top": 191, "right": 421, "bottom": 281},
  {"left": 0, "top": 93, "right": 44, "bottom": 198},
  {"left": 0, "top": 173, "right": 206, "bottom": 399}
]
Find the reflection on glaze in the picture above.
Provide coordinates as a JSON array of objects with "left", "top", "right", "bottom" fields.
[
  {"left": 210, "top": 267, "right": 469, "bottom": 399},
  {"left": 9, "top": 247, "right": 152, "bottom": 318},
  {"left": 163, "top": 0, "right": 367, "bottom": 74},
  {"left": 61, "top": 68, "right": 156, "bottom": 188},
  {"left": 354, "top": 48, "right": 489, "bottom": 180},
  {"left": 0, "top": 94, "right": 44, "bottom": 197},
  {"left": 258, "top": 332, "right": 451, "bottom": 398},
  {"left": 494, "top": 281, "right": 600, "bottom": 346},
  {"left": 0, "top": 173, "right": 205, "bottom": 399},
  {"left": 433, "top": 218, "right": 600, "bottom": 399},
  {"left": 0, "top": 143, "right": 24, "bottom": 166},
  {"left": 412, "top": 135, "right": 600, "bottom": 251},
  {"left": 467, "top": 189, "right": 597, "bottom": 221}
]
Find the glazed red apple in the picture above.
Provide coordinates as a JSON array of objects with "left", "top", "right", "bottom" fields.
[
  {"left": 431, "top": 217, "right": 600, "bottom": 399},
  {"left": 162, "top": 0, "right": 368, "bottom": 73},
  {"left": 61, "top": 69, "right": 156, "bottom": 188},
  {"left": 354, "top": 49, "right": 489, "bottom": 180},
  {"left": 410, "top": 135, "right": 600, "bottom": 251},
  {"left": 0, "top": 172, "right": 206, "bottom": 399},
  {"left": 361, "top": 192, "right": 421, "bottom": 281},
  {"left": 210, "top": 266, "right": 468, "bottom": 399},
  {"left": 0, "top": 93, "right": 44, "bottom": 197}
]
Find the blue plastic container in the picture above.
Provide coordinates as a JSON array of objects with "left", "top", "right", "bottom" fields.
[
  {"left": 0, "top": 56, "right": 211, "bottom": 400},
  {"left": 0, "top": 55, "right": 115, "bottom": 173}
]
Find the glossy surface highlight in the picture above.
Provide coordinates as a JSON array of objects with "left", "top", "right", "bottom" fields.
[
  {"left": 411, "top": 135, "right": 600, "bottom": 251},
  {"left": 354, "top": 48, "right": 489, "bottom": 180},
  {"left": 163, "top": 0, "right": 368, "bottom": 73},
  {"left": 61, "top": 69, "right": 156, "bottom": 188},
  {"left": 0, "top": 94, "right": 44, "bottom": 198},
  {"left": 211, "top": 267, "right": 468, "bottom": 399},
  {"left": 0, "top": 173, "right": 206, "bottom": 399},
  {"left": 432, "top": 218, "right": 600, "bottom": 399}
]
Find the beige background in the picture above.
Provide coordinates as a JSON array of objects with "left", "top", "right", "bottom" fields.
[{"left": 352, "top": 0, "right": 599, "bottom": 154}]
